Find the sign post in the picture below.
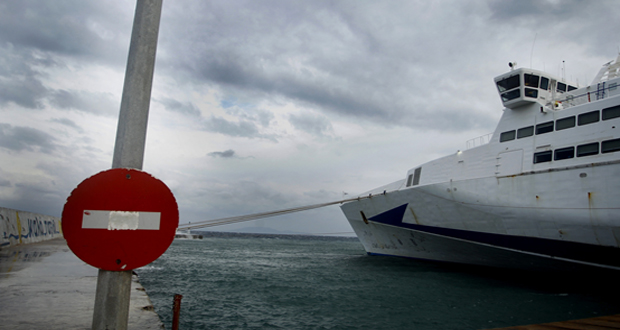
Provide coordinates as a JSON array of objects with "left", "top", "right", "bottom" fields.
[{"left": 61, "top": 1, "right": 166, "bottom": 329}]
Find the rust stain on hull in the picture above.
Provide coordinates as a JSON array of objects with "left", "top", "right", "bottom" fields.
[{"left": 409, "top": 207, "right": 420, "bottom": 225}]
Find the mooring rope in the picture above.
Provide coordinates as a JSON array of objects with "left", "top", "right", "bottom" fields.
[{"left": 177, "top": 194, "right": 376, "bottom": 231}]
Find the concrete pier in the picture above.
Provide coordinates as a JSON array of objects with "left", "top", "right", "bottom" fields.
[{"left": 0, "top": 238, "right": 163, "bottom": 329}]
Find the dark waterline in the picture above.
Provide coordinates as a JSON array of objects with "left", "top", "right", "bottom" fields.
[{"left": 136, "top": 235, "right": 620, "bottom": 330}]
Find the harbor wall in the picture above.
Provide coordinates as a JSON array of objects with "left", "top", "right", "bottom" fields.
[{"left": 0, "top": 207, "right": 62, "bottom": 249}]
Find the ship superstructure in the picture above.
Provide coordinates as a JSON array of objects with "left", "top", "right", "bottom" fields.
[{"left": 340, "top": 55, "right": 620, "bottom": 270}]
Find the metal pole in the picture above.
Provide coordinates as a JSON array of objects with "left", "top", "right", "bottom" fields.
[
  {"left": 172, "top": 294, "right": 183, "bottom": 330},
  {"left": 112, "top": 0, "right": 163, "bottom": 170},
  {"left": 92, "top": 0, "right": 162, "bottom": 329}
]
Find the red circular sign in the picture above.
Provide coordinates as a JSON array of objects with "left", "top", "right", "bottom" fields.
[{"left": 62, "top": 168, "right": 178, "bottom": 271}]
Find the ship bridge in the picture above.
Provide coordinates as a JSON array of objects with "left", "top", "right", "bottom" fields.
[{"left": 494, "top": 67, "right": 577, "bottom": 110}]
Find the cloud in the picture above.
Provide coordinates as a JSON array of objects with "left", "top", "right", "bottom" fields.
[
  {"left": 2, "top": 0, "right": 620, "bottom": 237},
  {"left": 0, "top": 123, "right": 58, "bottom": 153},
  {"left": 51, "top": 117, "right": 83, "bottom": 132},
  {"left": 224, "top": 105, "right": 275, "bottom": 128},
  {"left": 0, "top": 47, "right": 50, "bottom": 109},
  {"left": 0, "top": 1, "right": 133, "bottom": 112},
  {"left": 289, "top": 113, "right": 335, "bottom": 138},
  {"left": 487, "top": 0, "right": 620, "bottom": 57},
  {"left": 159, "top": 97, "right": 201, "bottom": 117},
  {"left": 208, "top": 149, "right": 236, "bottom": 158},
  {"left": 0, "top": 1, "right": 131, "bottom": 64},
  {"left": 49, "top": 89, "right": 118, "bottom": 116},
  {"left": 201, "top": 115, "right": 279, "bottom": 141},
  {"left": 157, "top": 0, "right": 503, "bottom": 132}
]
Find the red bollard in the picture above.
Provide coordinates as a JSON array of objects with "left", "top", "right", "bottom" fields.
[{"left": 172, "top": 294, "right": 183, "bottom": 330}]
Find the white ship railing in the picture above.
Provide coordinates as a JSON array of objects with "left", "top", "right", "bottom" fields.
[
  {"left": 556, "top": 80, "right": 619, "bottom": 109},
  {"left": 466, "top": 133, "right": 492, "bottom": 149}
]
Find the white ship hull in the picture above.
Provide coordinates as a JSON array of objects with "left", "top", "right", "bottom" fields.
[
  {"left": 342, "top": 163, "right": 620, "bottom": 270},
  {"left": 341, "top": 57, "right": 620, "bottom": 270}
]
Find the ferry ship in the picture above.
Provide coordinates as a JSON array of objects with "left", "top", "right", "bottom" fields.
[{"left": 340, "top": 55, "right": 620, "bottom": 270}]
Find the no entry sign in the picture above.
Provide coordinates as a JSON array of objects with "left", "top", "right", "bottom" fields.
[{"left": 62, "top": 168, "right": 178, "bottom": 271}]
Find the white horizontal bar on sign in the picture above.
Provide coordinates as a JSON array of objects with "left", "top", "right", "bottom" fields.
[{"left": 82, "top": 210, "right": 161, "bottom": 230}]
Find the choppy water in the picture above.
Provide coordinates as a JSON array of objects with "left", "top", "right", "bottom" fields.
[{"left": 136, "top": 234, "right": 620, "bottom": 330}]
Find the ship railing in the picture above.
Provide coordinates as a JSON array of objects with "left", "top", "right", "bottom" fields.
[
  {"left": 466, "top": 133, "right": 492, "bottom": 149},
  {"left": 555, "top": 80, "right": 619, "bottom": 110}
]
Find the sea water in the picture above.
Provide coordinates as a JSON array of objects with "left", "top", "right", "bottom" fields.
[{"left": 136, "top": 234, "right": 620, "bottom": 329}]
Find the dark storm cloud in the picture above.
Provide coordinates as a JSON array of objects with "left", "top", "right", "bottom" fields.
[
  {"left": 488, "top": 0, "right": 579, "bottom": 21},
  {"left": 157, "top": 1, "right": 501, "bottom": 131},
  {"left": 0, "top": 1, "right": 131, "bottom": 63},
  {"left": 487, "top": 0, "right": 620, "bottom": 55},
  {"left": 0, "top": 123, "right": 57, "bottom": 153},
  {"left": 0, "top": 2, "right": 131, "bottom": 111},
  {"left": 49, "top": 89, "right": 118, "bottom": 117},
  {"left": 208, "top": 149, "right": 236, "bottom": 158},
  {"left": 3, "top": 181, "right": 65, "bottom": 217},
  {"left": 158, "top": 1, "right": 411, "bottom": 124},
  {"left": 0, "top": 47, "right": 50, "bottom": 109}
]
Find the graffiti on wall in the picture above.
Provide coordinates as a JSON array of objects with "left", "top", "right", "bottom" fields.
[
  {"left": 1, "top": 208, "right": 62, "bottom": 248},
  {"left": 23, "top": 217, "right": 60, "bottom": 238}
]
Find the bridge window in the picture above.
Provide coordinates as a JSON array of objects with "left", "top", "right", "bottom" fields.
[
  {"left": 602, "top": 138, "right": 620, "bottom": 154},
  {"left": 536, "top": 121, "right": 554, "bottom": 135},
  {"left": 540, "top": 77, "right": 550, "bottom": 90},
  {"left": 525, "top": 88, "right": 538, "bottom": 98},
  {"left": 557, "top": 82, "right": 567, "bottom": 93},
  {"left": 500, "top": 130, "right": 516, "bottom": 142},
  {"left": 501, "top": 89, "right": 521, "bottom": 102},
  {"left": 517, "top": 126, "right": 534, "bottom": 139},
  {"left": 578, "top": 110, "right": 600, "bottom": 126},
  {"left": 497, "top": 75, "right": 520, "bottom": 92},
  {"left": 533, "top": 151, "right": 552, "bottom": 164},
  {"left": 556, "top": 116, "right": 575, "bottom": 130},
  {"left": 524, "top": 74, "right": 539, "bottom": 87},
  {"left": 554, "top": 147, "right": 574, "bottom": 160},
  {"left": 603, "top": 105, "right": 620, "bottom": 120},
  {"left": 577, "top": 142, "right": 599, "bottom": 157}
]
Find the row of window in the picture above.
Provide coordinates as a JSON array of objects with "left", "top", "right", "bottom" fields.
[
  {"left": 497, "top": 73, "right": 577, "bottom": 94},
  {"left": 500, "top": 105, "right": 620, "bottom": 143},
  {"left": 533, "top": 138, "right": 620, "bottom": 164}
]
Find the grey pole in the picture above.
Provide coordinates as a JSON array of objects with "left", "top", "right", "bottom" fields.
[
  {"left": 92, "top": 0, "right": 163, "bottom": 329},
  {"left": 112, "top": 0, "right": 163, "bottom": 170}
]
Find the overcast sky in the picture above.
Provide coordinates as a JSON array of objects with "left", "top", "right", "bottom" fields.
[{"left": 1, "top": 0, "right": 619, "bottom": 235}]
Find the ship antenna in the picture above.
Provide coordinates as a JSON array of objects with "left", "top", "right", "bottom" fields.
[
  {"left": 530, "top": 33, "right": 537, "bottom": 68},
  {"left": 562, "top": 60, "right": 566, "bottom": 81}
]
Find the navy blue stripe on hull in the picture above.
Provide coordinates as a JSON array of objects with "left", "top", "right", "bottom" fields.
[{"left": 368, "top": 204, "right": 620, "bottom": 268}]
